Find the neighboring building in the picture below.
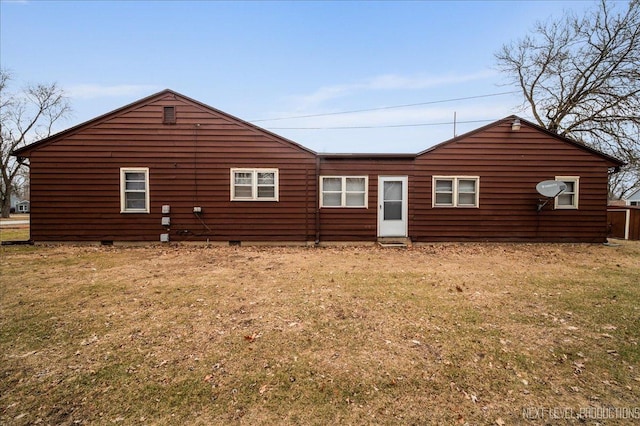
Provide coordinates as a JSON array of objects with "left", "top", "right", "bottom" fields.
[
  {"left": 9, "top": 194, "right": 28, "bottom": 214},
  {"left": 609, "top": 187, "right": 640, "bottom": 240},
  {"left": 15, "top": 200, "right": 30, "bottom": 213},
  {"left": 607, "top": 206, "right": 640, "bottom": 241},
  {"left": 12, "top": 89, "right": 624, "bottom": 244},
  {"left": 626, "top": 188, "right": 640, "bottom": 206}
]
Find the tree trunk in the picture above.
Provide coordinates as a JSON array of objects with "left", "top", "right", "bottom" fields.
[{"left": 1, "top": 187, "right": 11, "bottom": 218}]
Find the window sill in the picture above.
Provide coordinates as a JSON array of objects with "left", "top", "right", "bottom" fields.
[
  {"left": 432, "top": 205, "right": 479, "bottom": 208},
  {"left": 320, "top": 206, "right": 368, "bottom": 209},
  {"left": 231, "top": 199, "right": 279, "bottom": 202}
]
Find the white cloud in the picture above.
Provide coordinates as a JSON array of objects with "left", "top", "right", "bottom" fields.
[
  {"left": 66, "top": 84, "right": 160, "bottom": 99},
  {"left": 291, "top": 70, "right": 498, "bottom": 110},
  {"left": 263, "top": 99, "right": 519, "bottom": 153},
  {"left": 366, "top": 71, "right": 497, "bottom": 91}
]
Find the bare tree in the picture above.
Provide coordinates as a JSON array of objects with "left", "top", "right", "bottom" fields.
[
  {"left": 495, "top": 0, "right": 640, "bottom": 198},
  {"left": 0, "top": 70, "right": 71, "bottom": 217}
]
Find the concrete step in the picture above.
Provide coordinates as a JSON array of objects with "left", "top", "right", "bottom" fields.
[{"left": 377, "top": 237, "right": 411, "bottom": 248}]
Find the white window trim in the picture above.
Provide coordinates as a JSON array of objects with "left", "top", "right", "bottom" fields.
[
  {"left": 120, "top": 167, "right": 150, "bottom": 213},
  {"left": 230, "top": 168, "right": 279, "bottom": 201},
  {"left": 432, "top": 176, "right": 480, "bottom": 208},
  {"left": 554, "top": 176, "right": 579, "bottom": 209},
  {"left": 319, "top": 176, "right": 368, "bottom": 208}
]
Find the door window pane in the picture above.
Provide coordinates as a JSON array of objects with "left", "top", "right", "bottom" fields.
[
  {"left": 384, "top": 181, "right": 402, "bottom": 201},
  {"left": 384, "top": 201, "right": 402, "bottom": 220}
]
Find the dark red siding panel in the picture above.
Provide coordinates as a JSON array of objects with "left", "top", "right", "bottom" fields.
[
  {"left": 20, "top": 91, "right": 619, "bottom": 245},
  {"left": 27, "top": 93, "right": 317, "bottom": 243},
  {"left": 318, "top": 157, "right": 414, "bottom": 241},
  {"left": 412, "top": 121, "right": 613, "bottom": 242}
]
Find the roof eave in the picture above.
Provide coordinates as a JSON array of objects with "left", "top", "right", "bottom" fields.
[{"left": 319, "top": 152, "right": 415, "bottom": 159}]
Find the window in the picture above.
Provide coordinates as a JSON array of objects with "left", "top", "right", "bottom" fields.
[
  {"left": 432, "top": 176, "right": 479, "bottom": 207},
  {"left": 320, "top": 176, "right": 368, "bottom": 208},
  {"left": 631, "top": 201, "right": 640, "bottom": 207},
  {"left": 120, "top": 168, "right": 150, "bottom": 213},
  {"left": 231, "top": 168, "right": 279, "bottom": 201},
  {"left": 555, "top": 176, "right": 579, "bottom": 209},
  {"left": 163, "top": 106, "right": 176, "bottom": 124}
]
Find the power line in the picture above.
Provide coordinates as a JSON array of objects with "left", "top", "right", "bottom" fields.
[
  {"left": 250, "top": 90, "right": 519, "bottom": 123},
  {"left": 267, "top": 118, "right": 498, "bottom": 130}
]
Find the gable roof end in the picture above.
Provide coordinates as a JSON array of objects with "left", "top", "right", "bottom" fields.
[
  {"left": 12, "top": 89, "right": 317, "bottom": 158},
  {"left": 417, "top": 115, "right": 625, "bottom": 168}
]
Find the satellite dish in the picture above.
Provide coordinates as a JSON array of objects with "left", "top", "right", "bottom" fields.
[{"left": 536, "top": 180, "right": 567, "bottom": 198}]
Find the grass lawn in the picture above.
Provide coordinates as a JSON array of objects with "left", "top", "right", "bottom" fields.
[
  {"left": 0, "top": 228, "right": 30, "bottom": 242},
  {"left": 0, "top": 215, "right": 30, "bottom": 243},
  {"left": 1, "top": 242, "right": 639, "bottom": 425}
]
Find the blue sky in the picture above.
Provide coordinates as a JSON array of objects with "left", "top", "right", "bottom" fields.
[{"left": 1, "top": 0, "right": 598, "bottom": 153}]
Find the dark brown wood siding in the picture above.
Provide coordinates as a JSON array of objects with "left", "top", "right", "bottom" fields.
[
  {"left": 318, "top": 157, "right": 414, "bottom": 241},
  {"left": 21, "top": 93, "right": 621, "bottom": 245},
  {"left": 28, "top": 93, "right": 317, "bottom": 242},
  {"left": 412, "top": 121, "right": 615, "bottom": 242}
]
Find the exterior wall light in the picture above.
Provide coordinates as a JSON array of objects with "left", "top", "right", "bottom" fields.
[{"left": 511, "top": 118, "right": 521, "bottom": 131}]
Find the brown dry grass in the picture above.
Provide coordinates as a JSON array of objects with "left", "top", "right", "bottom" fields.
[{"left": 1, "top": 242, "right": 639, "bottom": 425}]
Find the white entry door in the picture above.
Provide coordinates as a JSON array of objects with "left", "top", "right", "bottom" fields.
[{"left": 378, "top": 176, "right": 408, "bottom": 237}]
